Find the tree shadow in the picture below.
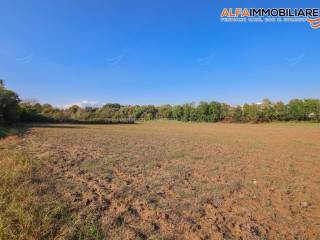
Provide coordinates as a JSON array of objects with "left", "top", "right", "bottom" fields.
[
  {"left": 27, "top": 124, "right": 85, "bottom": 129},
  {"left": 0, "top": 124, "right": 32, "bottom": 139}
]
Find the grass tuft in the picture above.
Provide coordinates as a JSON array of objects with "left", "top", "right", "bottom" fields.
[{"left": 0, "top": 146, "right": 105, "bottom": 239}]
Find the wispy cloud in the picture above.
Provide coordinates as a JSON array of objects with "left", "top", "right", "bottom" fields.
[
  {"left": 197, "top": 52, "right": 216, "bottom": 66},
  {"left": 285, "top": 54, "right": 305, "bottom": 66},
  {"left": 106, "top": 53, "right": 126, "bottom": 67},
  {"left": 16, "top": 52, "right": 35, "bottom": 64},
  {"left": 63, "top": 100, "right": 101, "bottom": 109}
]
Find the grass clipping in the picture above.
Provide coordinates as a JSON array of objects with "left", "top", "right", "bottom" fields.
[{"left": 0, "top": 148, "right": 104, "bottom": 240}]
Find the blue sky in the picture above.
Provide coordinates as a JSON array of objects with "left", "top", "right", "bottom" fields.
[{"left": 0, "top": 0, "right": 319, "bottom": 107}]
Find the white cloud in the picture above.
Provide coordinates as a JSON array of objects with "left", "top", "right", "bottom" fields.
[{"left": 63, "top": 100, "right": 101, "bottom": 109}]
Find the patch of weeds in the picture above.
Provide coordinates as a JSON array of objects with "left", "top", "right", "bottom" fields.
[
  {"left": 165, "top": 164, "right": 187, "bottom": 175},
  {"left": 191, "top": 155, "right": 204, "bottom": 160},
  {"left": 149, "top": 179, "right": 162, "bottom": 189},
  {"left": 0, "top": 149, "right": 72, "bottom": 240},
  {"left": 104, "top": 157, "right": 119, "bottom": 166},
  {"left": 0, "top": 128, "right": 8, "bottom": 138},
  {"left": 148, "top": 234, "right": 172, "bottom": 240},
  {"left": 68, "top": 214, "right": 105, "bottom": 240},
  {"left": 168, "top": 151, "right": 186, "bottom": 159},
  {"left": 175, "top": 202, "right": 192, "bottom": 216},
  {"left": 176, "top": 188, "right": 194, "bottom": 199},
  {"left": 0, "top": 127, "right": 22, "bottom": 138},
  {"left": 0, "top": 140, "right": 105, "bottom": 240},
  {"left": 190, "top": 181, "right": 202, "bottom": 194},
  {"left": 144, "top": 159, "right": 159, "bottom": 168},
  {"left": 81, "top": 159, "right": 101, "bottom": 171}
]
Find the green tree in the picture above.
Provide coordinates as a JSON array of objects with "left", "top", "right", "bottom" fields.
[
  {"left": 261, "top": 99, "right": 275, "bottom": 121},
  {"left": 181, "top": 103, "right": 194, "bottom": 121},
  {"left": 158, "top": 105, "right": 173, "bottom": 119},
  {"left": 189, "top": 107, "right": 198, "bottom": 122},
  {"left": 303, "top": 99, "right": 320, "bottom": 121},
  {"left": 247, "top": 104, "right": 262, "bottom": 122},
  {"left": 242, "top": 104, "right": 251, "bottom": 122},
  {"left": 274, "top": 101, "right": 287, "bottom": 121},
  {"left": 0, "top": 80, "right": 20, "bottom": 123},
  {"left": 172, "top": 105, "right": 183, "bottom": 120},
  {"left": 227, "top": 106, "right": 243, "bottom": 122},
  {"left": 287, "top": 99, "right": 305, "bottom": 120},
  {"left": 197, "top": 101, "right": 210, "bottom": 122},
  {"left": 220, "top": 103, "right": 230, "bottom": 121}
]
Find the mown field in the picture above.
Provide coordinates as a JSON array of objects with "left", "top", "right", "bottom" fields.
[{"left": 1, "top": 121, "right": 320, "bottom": 240}]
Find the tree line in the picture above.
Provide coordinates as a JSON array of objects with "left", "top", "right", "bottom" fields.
[{"left": 1, "top": 80, "right": 319, "bottom": 125}]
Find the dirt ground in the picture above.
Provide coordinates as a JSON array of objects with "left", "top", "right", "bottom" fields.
[{"left": 12, "top": 121, "right": 320, "bottom": 239}]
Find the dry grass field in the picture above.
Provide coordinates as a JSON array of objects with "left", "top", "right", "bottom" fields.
[{"left": 1, "top": 121, "right": 320, "bottom": 240}]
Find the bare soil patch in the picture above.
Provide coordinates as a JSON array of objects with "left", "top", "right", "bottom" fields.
[{"left": 5, "top": 122, "right": 320, "bottom": 239}]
